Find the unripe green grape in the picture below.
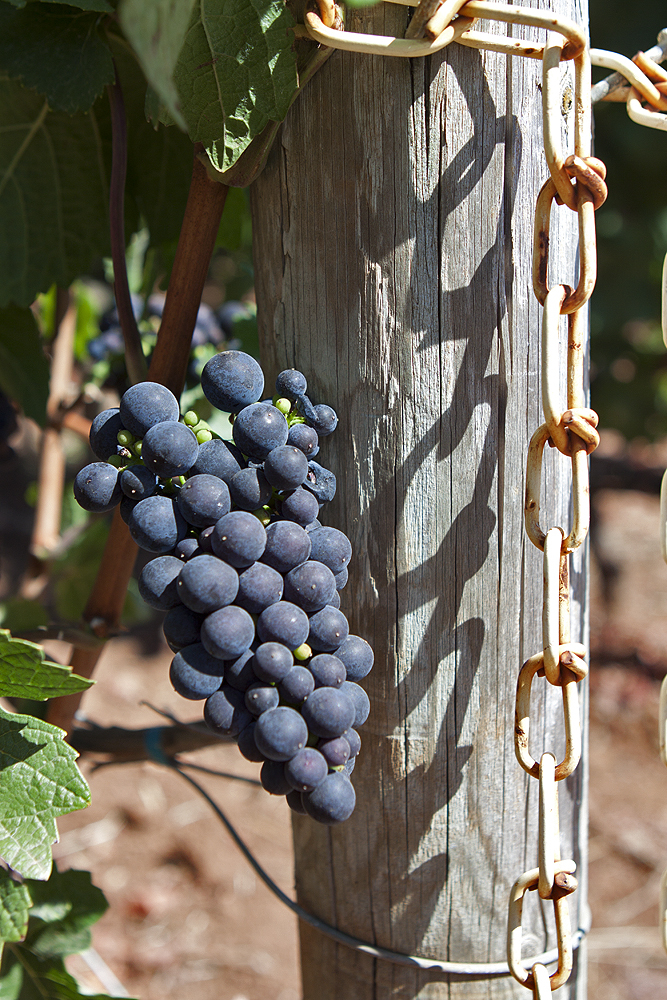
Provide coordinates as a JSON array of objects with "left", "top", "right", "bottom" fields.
[
  {"left": 117, "top": 429, "right": 134, "bottom": 446},
  {"left": 196, "top": 429, "right": 213, "bottom": 444},
  {"left": 184, "top": 410, "right": 199, "bottom": 427},
  {"left": 275, "top": 397, "right": 292, "bottom": 415},
  {"left": 293, "top": 643, "right": 312, "bottom": 662}
]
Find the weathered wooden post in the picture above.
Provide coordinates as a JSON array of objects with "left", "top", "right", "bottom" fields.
[{"left": 251, "top": 2, "right": 589, "bottom": 996}]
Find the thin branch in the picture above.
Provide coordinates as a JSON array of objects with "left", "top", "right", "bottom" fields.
[
  {"left": 405, "top": 0, "right": 442, "bottom": 39},
  {"left": 148, "top": 149, "right": 228, "bottom": 394},
  {"left": 107, "top": 66, "right": 148, "bottom": 386}
]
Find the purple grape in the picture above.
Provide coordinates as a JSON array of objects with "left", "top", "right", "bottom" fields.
[
  {"left": 284, "top": 748, "right": 328, "bottom": 793},
  {"left": 254, "top": 706, "right": 309, "bottom": 762},
  {"left": 303, "top": 772, "right": 356, "bottom": 824}
]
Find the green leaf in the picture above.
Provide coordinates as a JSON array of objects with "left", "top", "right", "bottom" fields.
[
  {"left": 0, "top": 79, "right": 110, "bottom": 309},
  {"left": 0, "top": 946, "right": 128, "bottom": 999},
  {"left": 0, "top": 631, "right": 93, "bottom": 701},
  {"left": 169, "top": 0, "right": 298, "bottom": 172},
  {"left": 4, "top": 0, "right": 114, "bottom": 9},
  {"left": 0, "top": 871, "right": 31, "bottom": 945},
  {"left": 24, "top": 870, "right": 107, "bottom": 959},
  {"left": 119, "top": 0, "right": 196, "bottom": 130},
  {"left": 0, "top": 708, "right": 90, "bottom": 880},
  {"left": 0, "top": 4, "right": 115, "bottom": 114},
  {"left": 0, "top": 307, "right": 49, "bottom": 426}
]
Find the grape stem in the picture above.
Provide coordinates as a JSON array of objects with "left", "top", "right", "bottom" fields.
[
  {"left": 47, "top": 147, "right": 230, "bottom": 736},
  {"left": 107, "top": 65, "right": 148, "bottom": 386}
]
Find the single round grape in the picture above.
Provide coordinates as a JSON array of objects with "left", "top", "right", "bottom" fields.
[
  {"left": 229, "top": 467, "right": 272, "bottom": 511},
  {"left": 138, "top": 555, "right": 183, "bottom": 610},
  {"left": 163, "top": 605, "right": 204, "bottom": 652},
  {"left": 287, "top": 423, "right": 319, "bottom": 458},
  {"left": 198, "top": 525, "right": 215, "bottom": 552},
  {"left": 284, "top": 748, "right": 328, "bottom": 793},
  {"left": 308, "top": 653, "right": 345, "bottom": 688},
  {"left": 262, "top": 445, "right": 309, "bottom": 491},
  {"left": 252, "top": 642, "right": 294, "bottom": 684},
  {"left": 308, "top": 605, "right": 349, "bottom": 652},
  {"left": 141, "top": 422, "right": 199, "bottom": 478},
  {"left": 278, "top": 666, "right": 315, "bottom": 706},
  {"left": 284, "top": 561, "right": 336, "bottom": 613},
  {"left": 204, "top": 685, "right": 253, "bottom": 737},
  {"left": 74, "top": 463, "right": 121, "bottom": 512},
  {"left": 119, "top": 495, "right": 138, "bottom": 525},
  {"left": 238, "top": 721, "right": 265, "bottom": 762},
  {"left": 119, "top": 465, "right": 157, "bottom": 500},
  {"left": 303, "top": 772, "right": 356, "bottom": 824},
  {"left": 307, "top": 527, "right": 352, "bottom": 575},
  {"left": 260, "top": 759, "right": 292, "bottom": 796},
  {"left": 212, "top": 511, "right": 266, "bottom": 568},
  {"left": 120, "top": 382, "right": 180, "bottom": 437},
  {"left": 235, "top": 562, "right": 283, "bottom": 614},
  {"left": 170, "top": 643, "right": 225, "bottom": 700},
  {"left": 177, "top": 474, "right": 231, "bottom": 527},
  {"left": 201, "top": 605, "right": 255, "bottom": 660},
  {"left": 275, "top": 369, "right": 307, "bottom": 399},
  {"left": 245, "top": 682, "right": 280, "bottom": 716},
  {"left": 191, "top": 438, "right": 245, "bottom": 483},
  {"left": 254, "top": 706, "right": 308, "bottom": 761},
  {"left": 302, "top": 687, "right": 355, "bottom": 739},
  {"left": 334, "top": 566, "right": 348, "bottom": 590},
  {"left": 201, "top": 351, "right": 264, "bottom": 413},
  {"left": 278, "top": 487, "right": 319, "bottom": 527},
  {"left": 232, "top": 403, "right": 288, "bottom": 460},
  {"left": 129, "top": 496, "right": 188, "bottom": 554},
  {"left": 342, "top": 728, "right": 361, "bottom": 758},
  {"left": 257, "top": 601, "right": 310, "bottom": 649},
  {"left": 261, "top": 521, "right": 311, "bottom": 574},
  {"left": 335, "top": 634, "right": 374, "bottom": 681},
  {"left": 311, "top": 404, "right": 338, "bottom": 436},
  {"left": 174, "top": 537, "right": 201, "bottom": 561},
  {"left": 340, "top": 680, "right": 371, "bottom": 728},
  {"left": 177, "top": 554, "right": 238, "bottom": 614},
  {"left": 224, "top": 647, "right": 257, "bottom": 692},
  {"left": 89, "top": 408, "right": 125, "bottom": 461},
  {"left": 317, "top": 736, "right": 350, "bottom": 768},
  {"left": 303, "top": 461, "right": 336, "bottom": 503},
  {"left": 286, "top": 789, "right": 307, "bottom": 814}
]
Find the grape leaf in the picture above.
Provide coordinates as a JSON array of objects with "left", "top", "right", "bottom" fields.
[
  {"left": 0, "top": 4, "right": 115, "bottom": 115},
  {"left": 23, "top": 870, "right": 107, "bottom": 959},
  {"left": 0, "top": 79, "right": 110, "bottom": 308},
  {"left": 119, "top": 0, "right": 196, "bottom": 130},
  {"left": 169, "top": 0, "right": 298, "bottom": 172},
  {"left": 0, "top": 708, "right": 90, "bottom": 880},
  {"left": 0, "top": 306, "right": 49, "bottom": 426},
  {"left": 0, "top": 871, "right": 31, "bottom": 945},
  {"left": 4, "top": 0, "right": 113, "bottom": 9},
  {"left": 0, "top": 947, "right": 128, "bottom": 999},
  {"left": 0, "top": 631, "right": 93, "bottom": 701}
]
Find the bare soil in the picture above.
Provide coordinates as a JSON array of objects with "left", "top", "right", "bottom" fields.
[{"left": 42, "top": 485, "right": 667, "bottom": 998}]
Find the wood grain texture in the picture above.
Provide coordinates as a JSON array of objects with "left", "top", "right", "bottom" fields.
[{"left": 251, "top": 2, "right": 588, "bottom": 996}]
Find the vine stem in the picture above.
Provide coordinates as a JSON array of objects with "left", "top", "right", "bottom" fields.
[
  {"left": 107, "top": 67, "right": 148, "bottom": 386},
  {"left": 47, "top": 150, "right": 229, "bottom": 736}
]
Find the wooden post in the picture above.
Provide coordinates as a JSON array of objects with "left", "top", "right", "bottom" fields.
[{"left": 251, "top": 2, "right": 588, "bottom": 996}]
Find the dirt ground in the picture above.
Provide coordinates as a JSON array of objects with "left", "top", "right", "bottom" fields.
[{"left": 9, "top": 449, "right": 667, "bottom": 999}]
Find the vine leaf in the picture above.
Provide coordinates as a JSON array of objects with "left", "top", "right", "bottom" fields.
[
  {"left": 0, "top": 870, "right": 31, "bottom": 945},
  {"left": 4, "top": 0, "right": 113, "bottom": 9},
  {"left": 167, "top": 0, "right": 299, "bottom": 173},
  {"left": 23, "top": 870, "right": 107, "bottom": 958},
  {"left": 0, "top": 631, "right": 93, "bottom": 701},
  {"left": 0, "top": 307, "right": 49, "bottom": 427},
  {"left": 0, "top": 947, "right": 128, "bottom": 998},
  {"left": 0, "top": 79, "right": 110, "bottom": 308},
  {"left": 0, "top": 3, "right": 115, "bottom": 115},
  {"left": 0, "top": 708, "right": 90, "bottom": 880},
  {"left": 119, "top": 0, "right": 196, "bottom": 130}
]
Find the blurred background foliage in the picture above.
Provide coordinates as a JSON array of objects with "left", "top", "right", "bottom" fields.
[{"left": 589, "top": 0, "right": 667, "bottom": 439}]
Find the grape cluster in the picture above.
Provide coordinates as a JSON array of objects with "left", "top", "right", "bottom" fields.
[{"left": 75, "top": 352, "right": 373, "bottom": 825}]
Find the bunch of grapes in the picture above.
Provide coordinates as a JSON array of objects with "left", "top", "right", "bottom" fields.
[{"left": 74, "top": 352, "right": 373, "bottom": 824}]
